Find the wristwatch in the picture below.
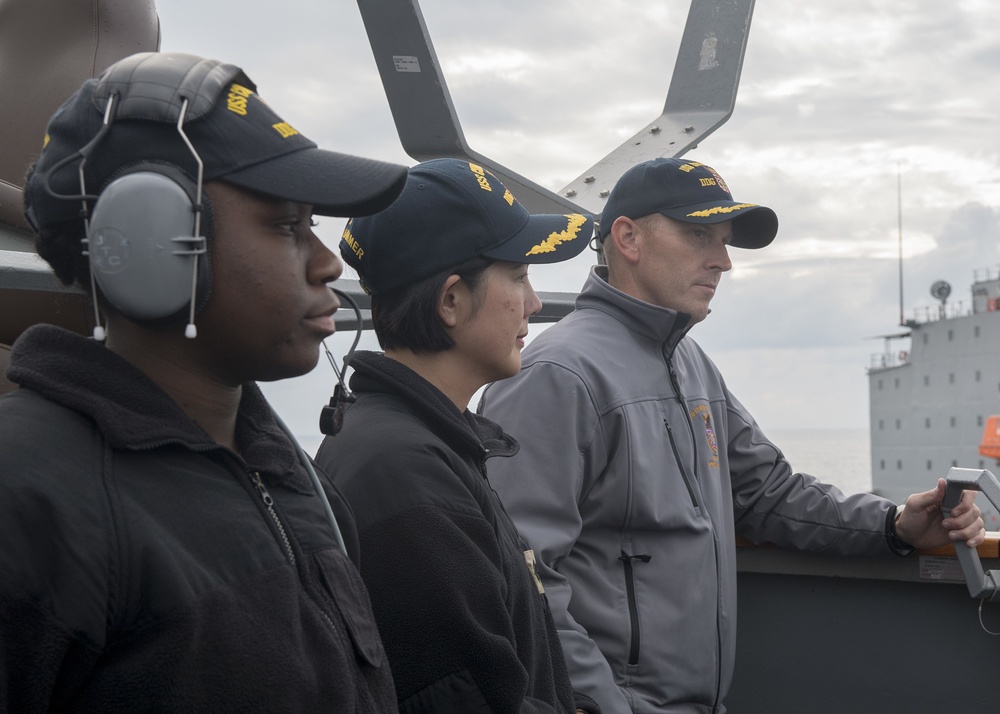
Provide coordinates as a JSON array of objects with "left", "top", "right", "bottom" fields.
[{"left": 885, "top": 504, "right": 916, "bottom": 556}]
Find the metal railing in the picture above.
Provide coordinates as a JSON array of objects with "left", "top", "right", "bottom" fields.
[
  {"left": 868, "top": 351, "right": 909, "bottom": 371},
  {"left": 907, "top": 301, "right": 970, "bottom": 324}
]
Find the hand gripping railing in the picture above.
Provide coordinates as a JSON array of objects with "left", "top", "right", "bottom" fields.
[{"left": 942, "top": 467, "right": 1000, "bottom": 600}]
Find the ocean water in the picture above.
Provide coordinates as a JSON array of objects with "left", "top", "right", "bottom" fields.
[{"left": 765, "top": 428, "right": 872, "bottom": 495}]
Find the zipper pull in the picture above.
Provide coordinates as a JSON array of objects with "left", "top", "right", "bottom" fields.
[
  {"left": 251, "top": 472, "right": 274, "bottom": 507},
  {"left": 249, "top": 471, "right": 297, "bottom": 565}
]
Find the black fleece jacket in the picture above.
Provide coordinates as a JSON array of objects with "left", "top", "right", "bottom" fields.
[
  {"left": 315, "top": 351, "right": 599, "bottom": 714},
  {"left": 0, "top": 325, "right": 396, "bottom": 712}
]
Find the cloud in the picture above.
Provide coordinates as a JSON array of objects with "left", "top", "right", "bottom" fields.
[{"left": 153, "top": 0, "right": 1000, "bottom": 433}]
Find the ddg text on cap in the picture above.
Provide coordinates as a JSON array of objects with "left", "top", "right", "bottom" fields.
[{"left": 599, "top": 158, "right": 777, "bottom": 249}]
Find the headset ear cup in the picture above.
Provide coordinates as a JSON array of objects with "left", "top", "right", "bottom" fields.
[{"left": 86, "top": 164, "right": 210, "bottom": 323}]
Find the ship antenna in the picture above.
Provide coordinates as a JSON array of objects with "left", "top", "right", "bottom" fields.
[{"left": 897, "top": 163, "right": 905, "bottom": 327}]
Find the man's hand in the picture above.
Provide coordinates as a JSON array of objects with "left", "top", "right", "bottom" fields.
[{"left": 895, "top": 478, "right": 986, "bottom": 550}]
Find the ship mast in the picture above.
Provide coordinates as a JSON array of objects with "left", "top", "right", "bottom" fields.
[{"left": 897, "top": 164, "right": 905, "bottom": 327}]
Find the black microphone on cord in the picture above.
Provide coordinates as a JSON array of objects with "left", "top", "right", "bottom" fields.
[{"left": 319, "top": 287, "right": 362, "bottom": 436}]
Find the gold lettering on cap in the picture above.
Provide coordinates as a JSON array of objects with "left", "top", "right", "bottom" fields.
[
  {"left": 503, "top": 188, "right": 515, "bottom": 206},
  {"left": 678, "top": 161, "right": 704, "bottom": 173},
  {"left": 686, "top": 202, "right": 758, "bottom": 218},
  {"left": 699, "top": 178, "right": 717, "bottom": 187},
  {"left": 227, "top": 83, "right": 254, "bottom": 116},
  {"left": 468, "top": 163, "right": 493, "bottom": 192},
  {"left": 525, "top": 214, "right": 587, "bottom": 256},
  {"left": 342, "top": 226, "right": 364, "bottom": 260},
  {"left": 272, "top": 122, "right": 300, "bottom": 139}
]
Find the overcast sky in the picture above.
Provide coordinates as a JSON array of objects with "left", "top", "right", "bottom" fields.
[{"left": 156, "top": 0, "right": 1000, "bottom": 443}]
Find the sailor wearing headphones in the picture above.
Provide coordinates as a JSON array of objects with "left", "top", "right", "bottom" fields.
[{"left": 0, "top": 52, "right": 406, "bottom": 711}]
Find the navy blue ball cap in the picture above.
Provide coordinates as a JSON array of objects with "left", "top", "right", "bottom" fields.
[
  {"left": 341, "top": 158, "right": 594, "bottom": 295},
  {"left": 598, "top": 157, "right": 778, "bottom": 249},
  {"left": 25, "top": 52, "right": 408, "bottom": 232}
]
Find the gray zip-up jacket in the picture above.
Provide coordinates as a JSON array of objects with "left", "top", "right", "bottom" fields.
[{"left": 479, "top": 267, "right": 898, "bottom": 714}]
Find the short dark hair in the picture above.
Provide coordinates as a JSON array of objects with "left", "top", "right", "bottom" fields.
[{"left": 371, "top": 255, "right": 493, "bottom": 352}]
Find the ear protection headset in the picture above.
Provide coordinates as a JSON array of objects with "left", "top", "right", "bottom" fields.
[
  {"left": 42, "top": 56, "right": 222, "bottom": 341},
  {"left": 86, "top": 161, "right": 211, "bottom": 338}
]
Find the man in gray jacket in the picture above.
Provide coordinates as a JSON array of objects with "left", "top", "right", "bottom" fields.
[{"left": 478, "top": 157, "right": 986, "bottom": 714}]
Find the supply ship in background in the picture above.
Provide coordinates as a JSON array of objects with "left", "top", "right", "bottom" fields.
[{"left": 869, "top": 269, "right": 1000, "bottom": 528}]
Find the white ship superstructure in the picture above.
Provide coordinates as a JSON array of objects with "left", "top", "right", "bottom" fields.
[{"left": 869, "top": 269, "right": 1000, "bottom": 528}]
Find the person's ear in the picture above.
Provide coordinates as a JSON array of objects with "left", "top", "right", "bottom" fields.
[
  {"left": 436, "top": 273, "right": 465, "bottom": 328},
  {"left": 609, "top": 216, "right": 642, "bottom": 265}
]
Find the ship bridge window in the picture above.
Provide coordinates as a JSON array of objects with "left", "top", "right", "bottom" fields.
[
  {"left": 925, "top": 417, "right": 931, "bottom": 429},
  {"left": 877, "top": 378, "right": 883, "bottom": 391},
  {"left": 895, "top": 418, "right": 901, "bottom": 430},
  {"left": 948, "top": 329, "right": 954, "bottom": 341},
  {"left": 922, "top": 333, "right": 928, "bottom": 345},
  {"left": 880, "top": 459, "right": 885, "bottom": 470},
  {"left": 949, "top": 373, "right": 955, "bottom": 384},
  {"left": 896, "top": 459, "right": 903, "bottom": 470},
  {"left": 975, "top": 326, "right": 981, "bottom": 337},
  {"left": 894, "top": 377, "right": 900, "bottom": 389},
  {"left": 878, "top": 419, "right": 884, "bottom": 430},
  {"left": 927, "top": 459, "right": 933, "bottom": 471},
  {"left": 924, "top": 375, "right": 930, "bottom": 386},
  {"left": 980, "top": 460, "right": 986, "bottom": 469},
  {"left": 950, "top": 416, "right": 956, "bottom": 428},
  {"left": 976, "top": 370, "right": 982, "bottom": 382},
  {"left": 978, "top": 415, "right": 984, "bottom": 427}
]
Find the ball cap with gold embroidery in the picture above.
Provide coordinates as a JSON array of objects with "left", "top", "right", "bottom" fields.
[
  {"left": 25, "top": 52, "right": 408, "bottom": 233},
  {"left": 598, "top": 157, "right": 778, "bottom": 249},
  {"left": 341, "top": 158, "right": 594, "bottom": 295}
]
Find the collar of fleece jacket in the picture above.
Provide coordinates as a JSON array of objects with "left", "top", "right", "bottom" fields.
[
  {"left": 348, "top": 350, "right": 519, "bottom": 463},
  {"left": 7, "top": 323, "right": 307, "bottom": 490}
]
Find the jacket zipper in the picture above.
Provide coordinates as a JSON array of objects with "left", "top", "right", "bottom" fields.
[
  {"left": 666, "top": 358, "right": 725, "bottom": 708},
  {"left": 250, "top": 471, "right": 296, "bottom": 566},
  {"left": 248, "top": 471, "right": 342, "bottom": 638},
  {"left": 619, "top": 550, "right": 651, "bottom": 665},
  {"left": 667, "top": 362, "right": 701, "bottom": 463},
  {"left": 662, "top": 419, "right": 702, "bottom": 510}
]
